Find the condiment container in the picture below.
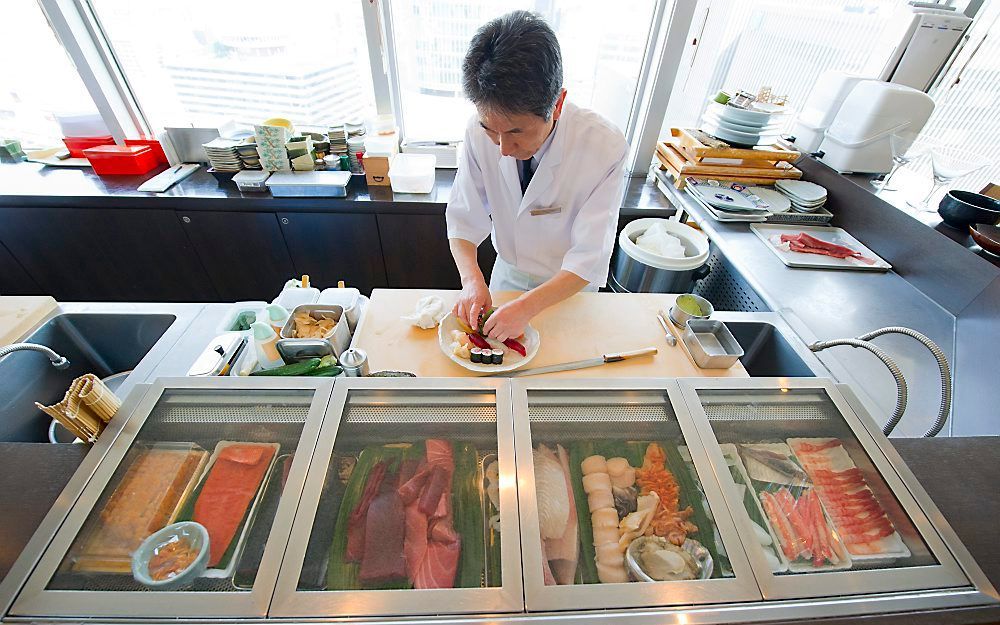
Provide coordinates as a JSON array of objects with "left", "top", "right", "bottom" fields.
[
  {"left": 252, "top": 322, "right": 285, "bottom": 370},
  {"left": 233, "top": 170, "right": 271, "bottom": 192},
  {"left": 317, "top": 287, "right": 361, "bottom": 333},
  {"left": 280, "top": 305, "right": 351, "bottom": 357},
  {"left": 131, "top": 521, "right": 209, "bottom": 591},
  {"left": 265, "top": 303, "right": 290, "bottom": 335},
  {"left": 62, "top": 134, "right": 114, "bottom": 158},
  {"left": 681, "top": 319, "right": 744, "bottom": 369},
  {"left": 340, "top": 348, "right": 370, "bottom": 377},
  {"left": 187, "top": 333, "right": 246, "bottom": 376},
  {"left": 668, "top": 293, "right": 714, "bottom": 328}
]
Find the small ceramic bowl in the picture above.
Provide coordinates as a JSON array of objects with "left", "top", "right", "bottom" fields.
[
  {"left": 131, "top": 521, "right": 209, "bottom": 591},
  {"left": 937, "top": 191, "right": 1000, "bottom": 229},
  {"left": 970, "top": 223, "right": 1000, "bottom": 256}
]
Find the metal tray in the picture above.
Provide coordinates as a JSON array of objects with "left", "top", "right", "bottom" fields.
[{"left": 682, "top": 319, "right": 744, "bottom": 369}]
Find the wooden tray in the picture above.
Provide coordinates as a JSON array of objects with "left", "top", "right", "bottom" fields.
[
  {"left": 657, "top": 142, "right": 802, "bottom": 180},
  {"left": 669, "top": 128, "right": 800, "bottom": 162}
]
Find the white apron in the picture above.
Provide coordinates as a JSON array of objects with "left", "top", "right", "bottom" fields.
[{"left": 489, "top": 256, "right": 600, "bottom": 293}]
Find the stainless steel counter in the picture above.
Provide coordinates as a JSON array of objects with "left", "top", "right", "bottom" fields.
[{"left": 657, "top": 180, "right": 963, "bottom": 437}]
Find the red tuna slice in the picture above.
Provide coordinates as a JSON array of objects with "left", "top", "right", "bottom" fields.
[
  {"left": 346, "top": 462, "right": 387, "bottom": 563},
  {"left": 358, "top": 488, "right": 408, "bottom": 584},
  {"left": 398, "top": 458, "right": 420, "bottom": 488},
  {"left": 403, "top": 501, "right": 428, "bottom": 580},
  {"left": 418, "top": 466, "right": 450, "bottom": 516},
  {"left": 426, "top": 439, "right": 453, "bottom": 468},
  {"left": 193, "top": 444, "right": 275, "bottom": 567},
  {"left": 429, "top": 518, "right": 460, "bottom": 544},
  {"left": 413, "top": 533, "right": 461, "bottom": 589},
  {"left": 398, "top": 461, "right": 432, "bottom": 504}
]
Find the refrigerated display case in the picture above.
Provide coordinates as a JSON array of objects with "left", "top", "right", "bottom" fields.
[
  {"left": 269, "top": 377, "right": 523, "bottom": 618},
  {"left": 0, "top": 376, "right": 995, "bottom": 625},
  {"left": 6, "top": 377, "right": 334, "bottom": 619}
]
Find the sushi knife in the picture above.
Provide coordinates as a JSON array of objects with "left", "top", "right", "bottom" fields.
[{"left": 499, "top": 347, "right": 658, "bottom": 378}]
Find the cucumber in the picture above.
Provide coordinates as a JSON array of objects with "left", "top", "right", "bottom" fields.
[
  {"left": 453, "top": 442, "right": 484, "bottom": 588},
  {"left": 306, "top": 365, "right": 343, "bottom": 377},
  {"left": 569, "top": 441, "right": 599, "bottom": 584},
  {"left": 250, "top": 358, "right": 321, "bottom": 376}
]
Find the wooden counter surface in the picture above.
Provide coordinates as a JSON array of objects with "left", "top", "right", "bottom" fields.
[
  {"left": 0, "top": 296, "right": 57, "bottom": 347},
  {"left": 352, "top": 289, "right": 748, "bottom": 379}
]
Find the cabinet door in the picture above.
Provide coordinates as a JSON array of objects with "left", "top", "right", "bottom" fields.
[
  {"left": 0, "top": 207, "right": 215, "bottom": 301},
  {"left": 0, "top": 239, "right": 41, "bottom": 295},
  {"left": 277, "top": 213, "right": 386, "bottom": 295},
  {"left": 377, "top": 214, "right": 461, "bottom": 288},
  {"left": 179, "top": 211, "right": 294, "bottom": 301}
]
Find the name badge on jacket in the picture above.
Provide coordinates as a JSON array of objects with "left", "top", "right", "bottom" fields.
[{"left": 529, "top": 206, "right": 562, "bottom": 217}]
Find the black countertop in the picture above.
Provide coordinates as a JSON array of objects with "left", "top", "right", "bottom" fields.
[
  {"left": 0, "top": 161, "right": 671, "bottom": 215},
  {"left": 0, "top": 437, "right": 996, "bottom": 624}
]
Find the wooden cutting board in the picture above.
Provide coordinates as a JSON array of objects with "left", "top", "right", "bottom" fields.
[
  {"left": 352, "top": 289, "right": 748, "bottom": 379},
  {"left": 0, "top": 296, "right": 58, "bottom": 347}
]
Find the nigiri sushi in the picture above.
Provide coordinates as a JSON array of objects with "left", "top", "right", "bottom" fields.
[{"left": 534, "top": 446, "right": 570, "bottom": 540}]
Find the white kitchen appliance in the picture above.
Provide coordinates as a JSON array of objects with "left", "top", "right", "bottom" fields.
[
  {"left": 878, "top": 5, "right": 972, "bottom": 92},
  {"left": 816, "top": 81, "right": 934, "bottom": 174},
  {"left": 788, "top": 71, "right": 868, "bottom": 154}
]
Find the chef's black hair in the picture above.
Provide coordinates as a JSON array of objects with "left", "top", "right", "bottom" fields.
[{"left": 462, "top": 10, "right": 563, "bottom": 120}]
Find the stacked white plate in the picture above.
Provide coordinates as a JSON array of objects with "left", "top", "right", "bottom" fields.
[
  {"left": 202, "top": 138, "right": 244, "bottom": 172},
  {"left": 328, "top": 123, "right": 348, "bottom": 155},
  {"left": 701, "top": 101, "right": 790, "bottom": 147},
  {"left": 746, "top": 186, "right": 792, "bottom": 214},
  {"left": 775, "top": 180, "right": 828, "bottom": 213}
]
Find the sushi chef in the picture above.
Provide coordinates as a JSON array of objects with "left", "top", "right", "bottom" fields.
[{"left": 446, "top": 10, "right": 627, "bottom": 342}]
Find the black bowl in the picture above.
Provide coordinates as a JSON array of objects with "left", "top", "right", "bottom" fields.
[{"left": 937, "top": 190, "right": 1000, "bottom": 229}]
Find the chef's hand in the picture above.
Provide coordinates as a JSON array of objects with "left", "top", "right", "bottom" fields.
[
  {"left": 483, "top": 297, "right": 534, "bottom": 343},
  {"left": 454, "top": 278, "right": 492, "bottom": 330}
]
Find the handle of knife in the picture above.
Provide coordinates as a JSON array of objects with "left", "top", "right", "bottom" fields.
[{"left": 604, "top": 347, "right": 658, "bottom": 363}]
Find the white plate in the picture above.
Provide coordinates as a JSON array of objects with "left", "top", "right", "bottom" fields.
[
  {"left": 437, "top": 312, "right": 540, "bottom": 373},
  {"left": 747, "top": 186, "right": 791, "bottom": 213},
  {"left": 706, "top": 101, "right": 790, "bottom": 126},
  {"left": 704, "top": 109, "right": 784, "bottom": 133},
  {"left": 776, "top": 180, "right": 827, "bottom": 203},
  {"left": 701, "top": 122, "right": 781, "bottom": 147}
]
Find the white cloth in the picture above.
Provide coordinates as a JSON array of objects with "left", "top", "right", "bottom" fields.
[
  {"left": 400, "top": 295, "right": 448, "bottom": 329},
  {"left": 490, "top": 257, "right": 599, "bottom": 293},
  {"left": 446, "top": 101, "right": 627, "bottom": 288}
]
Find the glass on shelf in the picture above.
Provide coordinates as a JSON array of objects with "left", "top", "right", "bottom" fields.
[
  {"left": 908, "top": 146, "right": 989, "bottom": 212},
  {"left": 47, "top": 388, "right": 314, "bottom": 593},
  {"left": 697, "top": 387, "right": 937, "bottom": 576}
]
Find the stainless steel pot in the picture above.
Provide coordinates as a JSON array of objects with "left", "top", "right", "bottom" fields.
[
  {"left": 612, "top": 218, "right": 711, "bottom": 294},
  {"left": 612, "top": 249, "right": 711, "bottom": 293}
]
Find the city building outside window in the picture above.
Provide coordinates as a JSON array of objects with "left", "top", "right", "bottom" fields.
[
  {"left": 88, "top": 0, "right": 377, "bottom": 132},
  {"left": 387, "top": 0, "right": 661, "bottom": 142},
  {"left": 1, "top": 2, "right": 102, "bottom": 149}
]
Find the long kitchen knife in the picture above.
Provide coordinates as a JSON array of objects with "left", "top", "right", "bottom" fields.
[{"left": 499, "top": 347, "right": 658, "bottom": 378}]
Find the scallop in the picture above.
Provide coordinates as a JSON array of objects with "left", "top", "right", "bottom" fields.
[
  {"left": 581, "top": 455, "right": 608, "bottom": 475},
  {"left": 596, "top": 560, "right": 630, "bottom": 584},
  {"left": 588, "top": 489, "right": 615, "bottom": 512},
  {"left": 606, "top": 457, "right": 630, "bottom": 477},
  {"left": 582, "top": 472, "right": 612, "bottom": 494},
  {"left": 591, "top": 507, "right": 619, "bottom": 529},
  {"left": 610, "top": 467, "right": 636, "bottom": 490},
  {"left": 592, "top": 526, "right": 619, "bottom": 547},
  {"left": 594, "top": 541, "right": 622, "bottom": 564}
]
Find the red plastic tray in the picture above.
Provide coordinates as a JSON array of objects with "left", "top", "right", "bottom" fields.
[{"left": 83, "top": 145, "right": 159, "bottom": 176}]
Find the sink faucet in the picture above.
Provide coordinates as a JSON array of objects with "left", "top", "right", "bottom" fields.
[{"left": 0, "top": 343, "right": 71, "bottom": 369}]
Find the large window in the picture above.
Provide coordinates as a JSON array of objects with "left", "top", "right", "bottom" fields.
[
  {"left": 387, "top": 1, "right": 661, "bottom": 142},
  {"left": 661, "top": 0, "right": 912, "bottom": 133},
  {"left": 0, "top": 2, "right": 101, "bottom": 148},
  {"left": 88, "top": 0, "right": 377, "bottom": 132}
]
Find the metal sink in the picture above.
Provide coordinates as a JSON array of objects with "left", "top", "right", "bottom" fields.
[
  {"left": 711, "top": 313, "right": 827, "bottom": 378},
  {"left": 0, "top": 306, "right": 199, "bottom": 443}
]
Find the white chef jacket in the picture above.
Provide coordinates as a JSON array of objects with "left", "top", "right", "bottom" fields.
[{"left": 446, "top": 101, "right": 627, "bottom": 289}]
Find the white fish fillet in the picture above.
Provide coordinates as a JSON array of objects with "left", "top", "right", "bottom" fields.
[
  {"left": 544, "top": 445, "right": 579, "bottom": 583},
  {"left": 534, "top": 445, "right": 570, "bottom": 540}
]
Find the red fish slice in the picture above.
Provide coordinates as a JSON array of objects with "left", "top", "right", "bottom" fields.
[
  {"left": 193, "top": 443, "right": 275, "bottom": 567},
  {"left": 780, "top": 233, "right": 877, "bottom": 264}
]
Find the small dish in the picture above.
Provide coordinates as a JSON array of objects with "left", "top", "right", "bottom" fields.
[
  {"left": 437, "top": 312, "right": 540, "bottom": 373},
  {"left": 970, "top": 223, "right": 1000, "bottom": 256},
  {"left": 937, "top": 190, "right": 1000, "bottom": 229},
  {"left": 131, "top": 521, "right": 209, "bottom": 590},
  {"left": 625, "top": 537, "right": 714, "bottom": 582}
]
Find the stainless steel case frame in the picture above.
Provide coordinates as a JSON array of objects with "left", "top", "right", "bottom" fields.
[
  {"left": 8, "top": 376, "right": 335, "bottom": 619},
  {"left": 270, "top": 377, "right": 524, "bottom": 618}
]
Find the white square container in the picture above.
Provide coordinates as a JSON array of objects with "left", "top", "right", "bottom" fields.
[{"left": 389, "top": 153, "right": 436, "bottom": 193}]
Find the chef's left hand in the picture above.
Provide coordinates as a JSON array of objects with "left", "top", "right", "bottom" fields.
[{"left": 483, "top": 297, "right": 534, "bottom": 343}]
